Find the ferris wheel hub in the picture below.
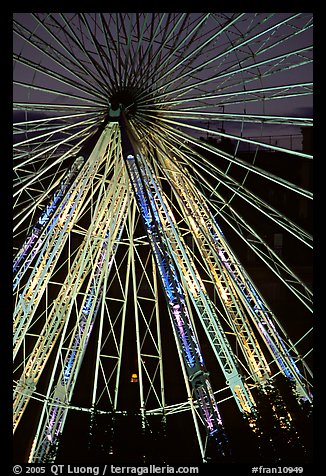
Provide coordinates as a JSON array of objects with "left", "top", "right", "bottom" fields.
[{"left": 109, "top": 87, "right": 139, "bottom": 118}]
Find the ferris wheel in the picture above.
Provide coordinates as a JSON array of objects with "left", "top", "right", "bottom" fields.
[{"left": 13, "top": 13, "right": 313, "bottom": 464}]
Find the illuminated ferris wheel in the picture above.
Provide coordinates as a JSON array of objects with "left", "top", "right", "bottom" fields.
[{"left": 13, "top": 13, "right": 313, "bottom": 464}]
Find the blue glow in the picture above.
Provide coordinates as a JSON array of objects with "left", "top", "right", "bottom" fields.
[
  {"left": 13, "top": 231, "right": 40, "bottom": 274},
  {"left": 125, "top": 155, "right": 205, "bottom": 369},
  {"left": 38, "top": 159, "right": 83, "bottom": 228},
  {"left": 124, "top": 153, "right": 225, "bottom": 439},
  {"left": 13, "top": 158, "right": 84, "bottom": 287},
  {"left": 60, "top": 223, "right": 113, "bottom": 387}
]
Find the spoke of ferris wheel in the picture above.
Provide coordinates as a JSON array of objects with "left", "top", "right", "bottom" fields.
[
  {"left": 141, "top": 116, "right": 312, "bottom": 204},
  {"left": 146, "top": 83, "right": 312, "bottom": 109},
  {"left": 136, "top": 13, "right": 211, "bottom": 91},
  {"left": 150, "top": 120, "right": 312, "bottom": 247},
  {"left": 135, "top": 119, "right": 312, "bottom": 312},
  {"left": 95, "top": 13, "right": 141, "bottom": 94},
  {"left": 166, "top": 23, "right": 312, "bottom": 97},
  {"left": 13, "top": 81, "right": 106, "bottom": 110},
  {"left": 13, "top": 103, "right": 103, "bottom": 144},
  {"left": 13, "top": 126, "right": 88, "bottom": 160},
  {"left": 138, "top": 62, "right": 313, "bottom": 110},
  {"left": 140, "top": 13, "right": 302, "bottom": 101},
  {"left": 131, "top": 13, "right": 239, "bottom": 96},
  {"left": 14, "top": 141, "right": 90, "bottom": 179},
  {"left": 193, "top": 155, "right": 312, "bottom": 249},
  {"left": 125, "top": 13, "right": 172, "bottom": 89},
  {"left": 155, "top": 110, "right": 312, "bottom": 128},
  {"left": 246, "top": 15, "right": 312, "bottom": 58},
  {"left": 112, "top": 14, "right": 124, "bottom": 88},
  {"left": 222, "top": 14, "right": 312, "bottom": 63},
  {"left": 117, "top": 12, "right": 155, "bottom": 90},
  {"left": 14, "top": 115, "right": 99, "bottom": 150},
  {"left": 46, "top": 12, "right": 113, "bottom": 96},
  {"left": 142, "top": 116, "right": 312, "bottom": 197},
  {"left": 129, "top": 13, "right": 212, "bottom": 92},
  {"left": 31, "top": 12, "right": 114, "bottom": 95},
  {"left": 14, "top": 137, "right": 99, "bottom": 178},
  {"left": 14, "top": 17, "right": 110, "bottom": 100},
  {"left": 136, "top": 13, "right": 177, "bottom": 80},
  {"left": 78, "top": 13, "right": 121, "bottom": 95},
  {"left": 144, "top": 15, "right": 306, "bottom": 95},
  {"left": 13, "top": 129, "right": 92, "bottom": 200},
  {"left": 149, "top": 13, "right": 202, "bottom": 77},
  {"left": 13, "top": 122, "right": 98, "bottom": 197},
  {"left": 116, "top": 13, "right": 134, "bottom": 88},
  {"left": 99, "top": 17, "right": 120, "bottom": 88},
  {"left": 13, "top": 111, "right": 101, "bottom": 141},
  {"left": 14, "top": 130, "right": 101, "bottom": 167},
  {"left": 13, "top": 109, "right": 94, "bottom": 127},
  {"left": 13, "top": 53, "right": 107, "bottom": 105},
  {"left": 133, "top": 14, "right": 241, "bottom": 97},
  {"left": 137, "top": 28, "right": 312, "bottom": 102},
  {"left": 211, "top": 197, "right": 313, "bottom": 310},
  {"left": 160, "top": 122, "right": 310, "bottom": 293},
  {"left": 98, "top": 13, "right": 129, "bottom": 89},
  {"left": 138, "top": 44, "right": 312, "bottom": 108},
  {"left": 101, "top": 13, "right": 122, "bottom": 87},
  {"left": 146, "top": 86, "right": 311, "bottom": 114},
  {"left": 134, "top": 119, "right": 312, "bottom": 250}
]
